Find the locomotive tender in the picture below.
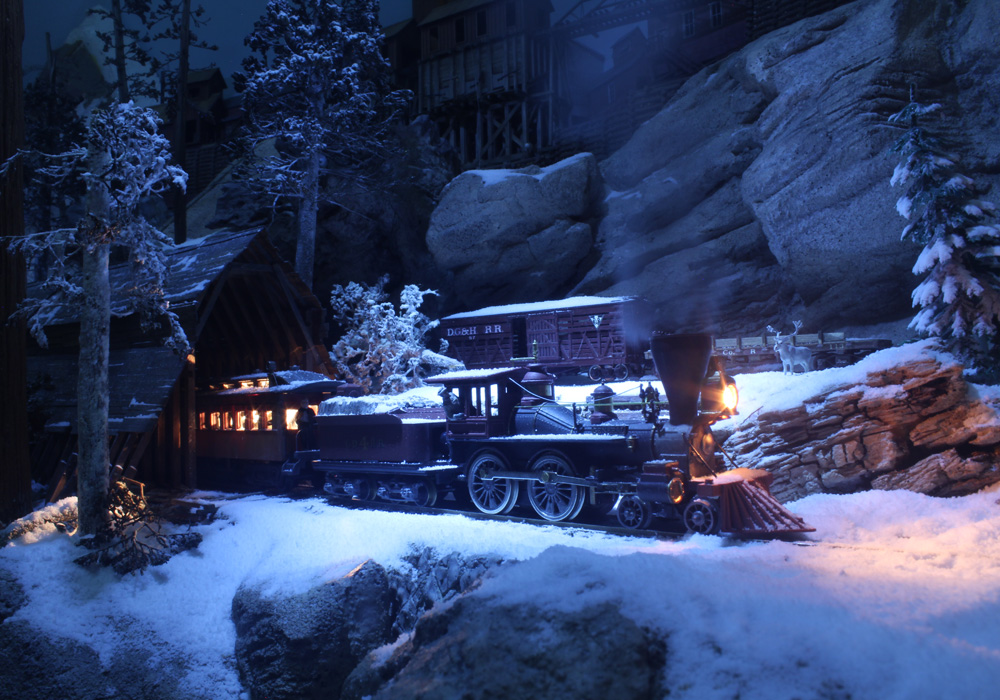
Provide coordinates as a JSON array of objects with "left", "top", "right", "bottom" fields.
[{"left": 308, "top": 333, "right": 812, "bottom": 536}]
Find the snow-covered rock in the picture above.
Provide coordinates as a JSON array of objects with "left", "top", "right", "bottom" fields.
[
  {"left": 426, "top": 153, "right": 603, "bottom": 309},
  {"left": 343, "top": 597, "right": 665, "bottom": 700},
  {"left": 724, "top": 343, "right": 1000, "bottom": 500},
  {"left": 427, "top": 0, "right": 1000, "bottom": 335},
  {"left": 231, "top": 559, "right": 396, "bottom": 700}
]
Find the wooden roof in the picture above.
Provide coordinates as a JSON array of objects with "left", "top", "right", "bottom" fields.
[{"left": 27, "top": 228, "right": 334, "bottom": 434}]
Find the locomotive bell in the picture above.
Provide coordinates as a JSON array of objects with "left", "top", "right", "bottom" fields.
[{"left": 648, "top": 333, "right": 713, "bottom": 425}]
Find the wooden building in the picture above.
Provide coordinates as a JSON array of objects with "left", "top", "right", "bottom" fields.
[
  {"left": 413, "top": 0, "right": 556, "bottom": 166},
  {"left": 27, "top": 229, "right": 334, "bottom": 492},
  {"left": 746, "top": 0, "right": 855, "bottom": 39}
]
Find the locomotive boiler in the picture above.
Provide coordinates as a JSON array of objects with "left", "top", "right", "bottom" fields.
[{"left": 307, "top": 333, "right": 812, "bottom": 536}]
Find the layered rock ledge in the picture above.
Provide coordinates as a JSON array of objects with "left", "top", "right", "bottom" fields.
[{"left": 725, "top": 345, "right": 1000, "bottom": 501}]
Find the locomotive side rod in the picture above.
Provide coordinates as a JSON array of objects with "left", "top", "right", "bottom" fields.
[{"left": 477, "top": 469, "right": 635, "bottom": 493}]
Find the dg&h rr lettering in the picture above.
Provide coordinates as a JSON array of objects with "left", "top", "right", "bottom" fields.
[{"left": 446, "top": 324, "right": 502, "bottom": 337}]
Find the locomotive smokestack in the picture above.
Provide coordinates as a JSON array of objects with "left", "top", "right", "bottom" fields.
[{"left": 649, "top": 333, "right": 713, "bottom": 425}]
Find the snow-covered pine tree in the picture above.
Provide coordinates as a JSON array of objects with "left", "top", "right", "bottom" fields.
[
  {"left": 234, "top": 0, "right": 408, "bottom": 290},
  {"left": 890, "top": 88, "right": 1000, "bottom": 370},
  {"left": 329, "top": 277, "right": 459, "bottom": 394},
  {"left": 12, "top": 102, "right": 189, "bottom": 535},
  {"left": 91, "top": 0, "right": 160, "bottom": 102}
]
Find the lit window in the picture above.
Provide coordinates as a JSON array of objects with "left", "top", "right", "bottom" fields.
[
  {"left": 264, "top": 410, "right": 273, "bottom": 430},
  {"left": 239, "top": 380, "right": 254, "bottom": 389},
  {"left": 210, "top": 412, "right": 221, "bottom": 430},
  {"left": 286, "top": 408, "right": 299, "bottom": 430},
  {"left": 222, "top": 412, "right": 233, "bottom": 430},
  {"left": 251, "top": 410, "right": 261, "bottom": 431},
  {"left": 236, "top": 410, "right": 248, "bottom": 431},
  {"left": 257, "top": 378, "right": 268, "bottom": 388},
  {"left": 198, "top": 412, "right": 206, "bottom": 430},
  {"left": 683, "top": 10, "right": 695, "bottom": 37}
]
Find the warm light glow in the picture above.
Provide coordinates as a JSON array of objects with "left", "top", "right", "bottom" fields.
[
  {"left": 251, "top": 410, "right": 261, "bottom": 431},
  {"left": 240, "top": 380, "right": 255, "bottom": 389},
  {"left": 286, "top": 409, "right": 298, "bottom": 430},
  {"left": 722, "top": 383, "right": 739, "bottom": 413},
  {"left": 236, "top": 410, "right": 248, "bottom": 431},
  {"left": 186, "top": 353, "right": 196, "bottom": 364},
  {"left": 210, "top": 412, "right": 221, "bottom": 430},
  {"left": 264, "top": 410, "right": 273, "bottom": 430}
]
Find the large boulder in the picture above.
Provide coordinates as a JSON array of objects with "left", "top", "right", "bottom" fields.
[
  {"left": 343, "top": 595, "right": 666, "bottom": 700},
  {"left": 426, "top": 153, "right": 604, "bottom": 310},
  {"left": 427, "top": 0, "right": 1000, "bottom": 334},
  {"left": 231, "top": 559, "right": 397, "bottom": 700}
]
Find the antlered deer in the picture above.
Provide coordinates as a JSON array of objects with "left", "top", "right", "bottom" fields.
[{"left": 767, "top": 321, "right": 814, "bottom": 374}]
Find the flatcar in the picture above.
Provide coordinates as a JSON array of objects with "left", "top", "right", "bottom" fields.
[
  {"left": 195, "top": 366, "right": 360, "bottom": 486},
  {"left": 303, "top": 333, "right": 812, "bottom": 536},
  {"left": 439, "top": 295, "right": 652, "bottom": 381}
]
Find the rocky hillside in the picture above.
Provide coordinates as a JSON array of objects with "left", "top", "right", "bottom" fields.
[
  {"left": 426, "top": 0, "right": 1000, "bottom": 335},
  {"left": 721, "top": 342, "right": 1000, "bottom": 502}
]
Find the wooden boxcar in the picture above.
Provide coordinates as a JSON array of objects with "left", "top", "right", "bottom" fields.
[{"left": 439, "top": 296, "right": 652, "bottom": 380}]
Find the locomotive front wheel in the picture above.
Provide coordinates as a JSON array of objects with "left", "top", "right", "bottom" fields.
[
  {"left": 467, "top": 452, "right": 520, "bottom": 515},
  {"left": 526, "top": 453, "right": 584, "bottom": 522},
  {"left": 616, "top": 495, "right": 651, "bottom": 530},
  {"left": 683, "top": 498, "right": 720, "bottom": 535}
]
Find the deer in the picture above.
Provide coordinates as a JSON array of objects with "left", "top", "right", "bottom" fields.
[{"left": 767, "top": 321, "right": 814, "bottom": 374}]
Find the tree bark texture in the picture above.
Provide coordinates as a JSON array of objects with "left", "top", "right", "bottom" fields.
[
  {"left": 111, "top": 0, "right": 129, "bottom": 102},
  {"left": 76, "top": 241, "right": 111, "bottom": 535},
  {"left": 0, "top": 0, "right": 33, "bottom": 524},
  {"left": 295, "top": 149, "right": 320, "bottom": 291},
  {"left": 172, "top": 0, "right": 190, "bottom": 244}
]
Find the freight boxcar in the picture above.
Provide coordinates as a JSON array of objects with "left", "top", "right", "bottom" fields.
[{"left": 439, "top": 296, "right": 652, "bottom": 381}]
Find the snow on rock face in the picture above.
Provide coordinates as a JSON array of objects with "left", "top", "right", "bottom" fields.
[
  {"left": 426, "top": 153, "right": 603, "bottom": 309},
  {"left": 343, "top": 596, "right": 665, "bottom": 700},
  {"left": 724, "top": 342, "right": 1000, "bottom": 500}
]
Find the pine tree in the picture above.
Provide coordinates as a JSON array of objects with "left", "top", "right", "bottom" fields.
[
  {"left": 12, "top": 102, "right": 189, "bottom": 535},
  {"left": 889, "top": 88, "right": 1000, "bottom": 369},
  {"left": 234, "top": 0, "right": 407, "bottom": 290}
]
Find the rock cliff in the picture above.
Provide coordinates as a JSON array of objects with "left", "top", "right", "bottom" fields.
[{"left": 427, "top": 0, "right": 1000, "bottom": 335}]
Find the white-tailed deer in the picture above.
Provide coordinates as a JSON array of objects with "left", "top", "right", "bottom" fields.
[{"left": 767, "top": 321, "right": 813, "bottom": 374}]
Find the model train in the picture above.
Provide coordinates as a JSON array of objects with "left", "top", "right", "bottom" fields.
[{"left": 289, "top": 333, "right": 811, "bottom": 536}]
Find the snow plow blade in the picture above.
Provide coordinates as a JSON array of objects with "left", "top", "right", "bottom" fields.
[{"left": 696, "top": 469, "right": 814, "bottom": 536}]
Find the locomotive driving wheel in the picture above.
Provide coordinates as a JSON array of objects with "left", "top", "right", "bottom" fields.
[
  {"left": 616, "top": 495, "right": 651, "bottom": 530},
  {"left": 526, "top": 452, "right": 584, "bottom": 522},
  {"left": 467, "top": 451, "right": 519, "bottom": 515},
  {"left": 683, "top": 498, "right": 720, "bottom": 535}
]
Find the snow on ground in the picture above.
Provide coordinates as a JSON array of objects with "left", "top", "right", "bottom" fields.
[{"left": 3, "top": 341, "right": 1000, "bottom": 698}]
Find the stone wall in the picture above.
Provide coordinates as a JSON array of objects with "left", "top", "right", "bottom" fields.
[{"left": 725, "top": 353, "right": 1000, "bottom": 502}]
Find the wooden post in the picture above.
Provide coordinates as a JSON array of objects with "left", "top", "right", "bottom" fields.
[{"left": 183, "top": 361, "right": 196, "bottom": 488}]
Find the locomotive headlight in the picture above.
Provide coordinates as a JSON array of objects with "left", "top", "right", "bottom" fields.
[{"left": 722, "top": 382, "right": 739, "bottom": 413}]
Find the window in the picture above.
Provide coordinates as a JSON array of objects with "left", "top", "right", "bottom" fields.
[
  {"left": 236, "top": 410, "right": 248, "bottom": 431},
  {"left": 209, "top": 412, "right": 221, "bottom": 430},
  {"left": 506, "top": 2, "right": 516, "bottom": 28},
  {"left": 683, "top": 10, "right": 695, "bottom": 37},
  {"left": 222, "top": 411, "right": 233, "bottom": 430},
  {"left": 198, "top": 412, "right": 206, "bottom": 430},
  {"left": 455, "top": 17, "right": 465, "bottom": 43},
  {"left": 477, "top": 10, "right": 487, "bottom": 37},
  {"left": 710, "top": 2, "right": 722, "bottom": 28}
]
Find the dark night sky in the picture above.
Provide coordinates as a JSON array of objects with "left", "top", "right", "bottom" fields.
[
  {"left": 22, "top": 0, "right": 415, "bottom": 80},
  {"left": 22, "top": 1, "right": 604, "bottom": 83}
]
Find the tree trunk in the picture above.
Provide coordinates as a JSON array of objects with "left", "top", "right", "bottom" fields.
[
  {"left": 0, "top": 0, "right": 32, "bottom": 524},
  {"left": 295, "top": 148, "right": 320, "bottom": 291},
  {"left": 111, "top": 0, "right": 129, "bottom": 102},
  {"left": 172, "top": 0, "right": 190, "bottom": 244},
  {"left": 76, "top": 239, "right": 111, "bottom": 535}
]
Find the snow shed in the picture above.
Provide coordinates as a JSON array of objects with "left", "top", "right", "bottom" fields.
[{"left": 26, "top": 228, "right": 334, "bottom": 492}]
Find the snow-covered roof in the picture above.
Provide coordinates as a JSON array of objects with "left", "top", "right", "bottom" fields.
[
  {"left": 442, "top": 295, "right": 637, "bottom": 321},
  {"left": 425, "top": 367, "right": 523, "bottom": 384}
]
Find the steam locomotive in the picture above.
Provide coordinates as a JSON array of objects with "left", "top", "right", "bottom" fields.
[{"left": 293, "top": 333, "right": 812, "bottom": 536}]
